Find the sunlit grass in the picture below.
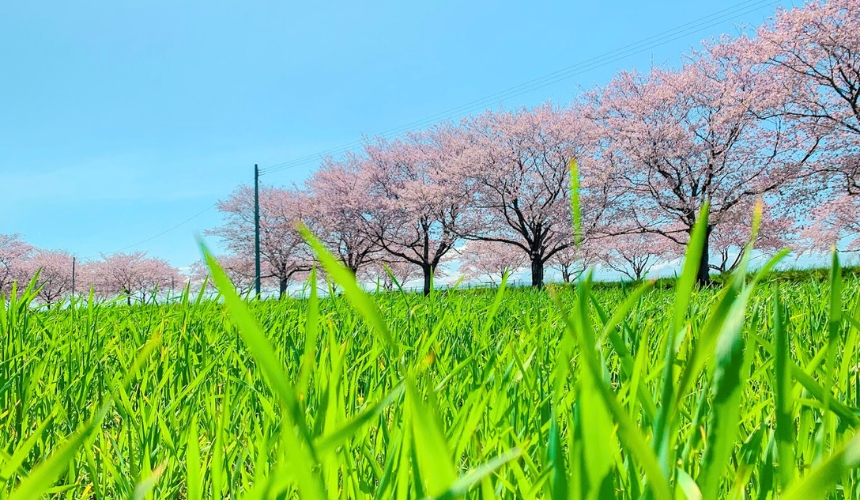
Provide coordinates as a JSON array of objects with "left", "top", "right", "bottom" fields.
[{"left": 2, "top": 238, "right": 860, "bottom": 498}]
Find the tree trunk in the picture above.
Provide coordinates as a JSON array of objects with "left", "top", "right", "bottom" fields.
[
  {"left": 279, "top": 277, "right": 288, "bottom": 298},
  {"left": 696, "top": 227, "right": 712, "bottom": 286},
  {"left": 422, "top": 265, "right": 433, "bottom": 296},
  {"left": 530, "top": 256, "right": 544, "bottom": 288}
]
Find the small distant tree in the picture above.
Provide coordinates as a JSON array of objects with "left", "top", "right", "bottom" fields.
[
  {"left": 210, "top": 186, "right": 312, "bottom": 297},
  {"left": 0, "top": 234, "right": 33, "bottom": 295},
  {"left": 23, "top": 249, "right": 76, "bottom": 305},
  {"left": 191, "top": 255, "right": 255, "bottom": 296},
  {"left": 599, "top": 233, "right": 680, "bottom": 281},
  {"left": 548, "top": 239, "right": 600, "bottom": 283},
  {"left": 86, "top": 252, "right": 181, "bottom": 305},
  {"left": 459, "top": 240, "right": 527, "bottom": 285},
  {"left": 709, "top": 205, "right": 792, "bottom": 273},
  {"left": 800, "top": 194, "right": 860, "bottom": 253},
  {"left": 359, "top": 258, "right": 422, "bottom": 291}
]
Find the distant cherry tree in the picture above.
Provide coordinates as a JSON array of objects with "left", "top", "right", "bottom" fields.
[
  {"left": 22, "top": 249, "right": 76, "bottom": 305},
  {"left": 548, "top": 239, "right": 600, "bottom": 283},
  {"left": 459, "top": 240, "right": 527, "bottom": 285},
  {"left": 190, "top": 255, "right": 256, "bottom": 296},
  {"left": 359, "top": 258, "right": 422, "bottom": 291},
  {"left": 85, "top": 252, "right": 181, "bottom": 305},
  {"left": 708, "top": 204, "right": 792, "bottom": 273},
  {"left": 210, "top": 185, "right": 311, "bottom": 297},
  {"left": 303, "top": 154, "right": 381, "bottom": 275},
  {"left": 598, "top": 233, "right": 680, "bottom": 281},
  {"left": 0, "top": 234, "right": 33, "bottom": 295}
]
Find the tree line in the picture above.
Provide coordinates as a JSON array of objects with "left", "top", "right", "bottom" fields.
[
  {"left": 4, "top": 0, "right": 858, "bottom": 301},
  {"left": 0, "top": 237, "right": 183, "bottom": 306},
  {"left": 210, "top": 0, "right": 860, "bottom": 295}
]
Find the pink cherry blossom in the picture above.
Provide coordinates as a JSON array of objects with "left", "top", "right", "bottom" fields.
[
  {"left": 209, "top": 185, "right": 312, "bottom": 297},
  {"left": 584, "top": 43, "right": 819, "bottom": 284},
  {"left": 83, "top": 252, "right": 183, "bottom": 305},
  {"left": 21, "top": 249, "right": 76, "bottom": 305},
  {"left": 190, "top": 254, "right": 256, "bottom": 296},
  {"left": 0, "top": 234, "right": 33, "bottom": 295},
  {"left": 548, "top": 239, "right": 601, "bottom": 283},
  {"left": 598, "top": 233, "right": 681, "bottom": 281},
  {"left": 459, "top": 240, "right": 527, "bottom": 285},
  {"left": 460, "top": 104, "right": 601, "bottom": 288},
  {"left": 303, "top": 154, "right": 381, "bottom": 274},
  {"left": 360, "top": 123, "right": 471, "bottom": 295},
  {"left": 359, "top": 258, "right": 422, "bottom": 291}
]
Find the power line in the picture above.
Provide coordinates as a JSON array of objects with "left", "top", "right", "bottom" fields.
[
  {"left": 260, "top": 0, "right": 787, "bottom": 176},
  {"left": 113, "top": 204, "right": 217, "bottom": 253},
  {"left": 106, "top": 0, "right": 789, "bottom": 257}
]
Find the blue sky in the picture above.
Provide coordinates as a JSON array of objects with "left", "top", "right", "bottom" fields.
[{"left": 0, "top": 0, "right": 799, "bottom": 268}]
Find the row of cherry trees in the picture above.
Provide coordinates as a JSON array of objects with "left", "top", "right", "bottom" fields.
[
  {"left": 6, "top": 0, "right": 855, "bottom": 301},
  {"left": 212, "top": 0, "right": 857, "bottom": 293},
  {"left": 0, "top": 234, "right": 183, "bottom": 305}
]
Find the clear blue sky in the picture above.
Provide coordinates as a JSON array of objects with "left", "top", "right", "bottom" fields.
[{"left": 1, "top": 0, "right": 798, "bottom": 269}]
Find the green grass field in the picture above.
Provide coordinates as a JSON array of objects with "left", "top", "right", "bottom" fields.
[{"left": 3, "top": 224, "right": 860, "bottom": 498}]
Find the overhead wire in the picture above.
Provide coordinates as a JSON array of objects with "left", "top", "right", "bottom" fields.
[
  {"left": 259, "top": 0, "right": 788, "bottom": 176},
  {"left": 112, "top": 0, "right": 789, "bottom": 252},
  {"left": 112, "top": 204, "right": 217, "bottom": 253}
]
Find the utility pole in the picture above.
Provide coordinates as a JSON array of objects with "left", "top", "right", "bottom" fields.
[
  {"left": 254, "top": 164, "right": 261, "bottom": 298},
  {"left": 71, "top": 256, "right": 76, "bottom": 299}
]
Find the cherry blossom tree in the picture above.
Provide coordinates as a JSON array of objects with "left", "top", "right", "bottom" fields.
[
  {"left": 585, "top": 45, "right": 819, "bottom": 284},
  {"left": 190, "top": 255, "right": 256, "bottom": 296},
  {"left": 303, "top": 154, "right": 381, "bottom": 275},
  {"left": 210, "top": 185, "right": 312, "bottom": 297},
  {"left": 86, "top": 252, "right": 181, "bottom": 305},
  {"left": 598, "top": 233, "right": 681, "bottom": 281},
  {"left": 800, "top": 194, "right": 860, "bottom": 253},
  {"left": 753, "top": 0, "right": 860, "bottom": 194},
  {"left": 458, "top": 240, "right": 527, "bottom": 285},
  {"left": 0, "top": 234, "right": 33, "bottom": 295},
  {"left": 22, "top": 249, "right": 76, "bottom": 305},
  {"left": 462, "top": 104, "right": 603, "bottom": 288},
  {"left": 708, "top": 204, "right": 792, "bottom": 273},
  {"left": 359, "top": 258, "right": 422, "bottom": 291},
  {"left": 361, "top": 124, "right": 471, "bottom": 295},
  {"left": 749, "top": 0, "right": 860, "bottom": 249},
  {"left": 547, "top": 239, "right": 600, "bottom": 283}
]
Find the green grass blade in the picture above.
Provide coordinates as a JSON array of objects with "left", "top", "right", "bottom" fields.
[
  {"left": 298, "top": 223, "right": 394, "bottom": 347},
  {"left": 781, "top": 432, "right": 860, "bottom": 500},
  {"left": 435, "top": 448, "right": 522, "bottom": 499},
  {"left": 406, "top": 377, "right": 456, "bottom": 497},
  {"left": 773, "top": 289, "right": 795, "bottom": 489},
  {"left": 186, "top": 416, "right": 202, "bottom": 500},
  {"left": 653, "top": 200, "right": 710, "bottom": 477},
  {"left": 298, "top": 267, "right": 320, "bottom": 400}
]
